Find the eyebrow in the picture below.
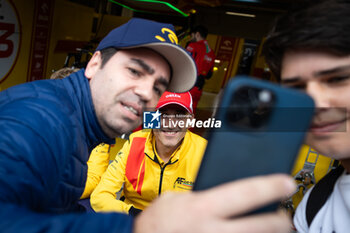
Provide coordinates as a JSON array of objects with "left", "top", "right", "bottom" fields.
[
  {"left": 130, "top": 58, "right": 155, "bottom": 75},
  {"left": 314, "top": 64, "right": 350, "bottom": 76},
  {"left": 130, "top": 58, "right": 170, "bottom": 88},
  {"left": 280, "top": 77, "right": 301, "bottom": 84},
  {"left": 281, "top": 64, "right": 350, "bottom": 84}
]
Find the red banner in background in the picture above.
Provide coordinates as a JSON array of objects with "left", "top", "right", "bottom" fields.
[
  {"left": 216, "top": 37, "right": 236, "bottom": 61},
  {"left": 215, "top": 36, "right": 240, "bottom": 88},
  {"left": 27, "top": 0, "right": 54, "bottom": 81}
]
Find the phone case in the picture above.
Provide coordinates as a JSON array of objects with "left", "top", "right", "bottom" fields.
[{"left": 194, "top": 76, "right": 315, "bottom": 194}]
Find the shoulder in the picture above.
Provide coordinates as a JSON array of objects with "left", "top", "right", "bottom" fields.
[
  {"left": 0, "top": 80, "right": 79, "bottom": 148},
  {"left": 129, "top": 130, "right": 151, "bottom": 141},
  {"left": 186, "top": 131, "right": 207, "bottom": 147},
  {"left": 122, "top": 130, "right": 152, "bottom": 151},
  {"left": 1, "top": 81, "right": 72, "bottom": 120},
  {"left": 1, "top": 79, "right": 73, "bottom": 111},
  {"left": 0, "top": 81, "right": 79, "bottom": 183},
  {"left": 186, "top": 41, "right": 200, "bottom": 50}
]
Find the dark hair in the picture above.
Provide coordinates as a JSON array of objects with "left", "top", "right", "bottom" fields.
[
  {"left": 100, "top": 47, "right": 118, "bottom": 68},
  {"left": 263, "top": 0, "right": 350, "bottom": 80},
  {"left": 50, "top": 67, "right": 80, "bottom": 80},
  {"left": 191, "top": 25, "right": 208, "bottom": 39}
]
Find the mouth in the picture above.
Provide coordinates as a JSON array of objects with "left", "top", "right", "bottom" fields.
[
  {"left": 121, "top": 102, "right": 142, "bottom": 119},
  {"left": 160, "top": 129, "right": 180, "bottom": 136},
  {"left": 310, "top": 118, "right": 347, "bottom": 133},
  {"left": 123, "top": 105, "right": 139, "bottom": 115}
]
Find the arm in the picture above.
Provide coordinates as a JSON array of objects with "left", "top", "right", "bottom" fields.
[
  {"left": 135, "top": 174, "right": 296, "bottom": 233},
  {"left": 185, "top": 42, "right": 197, "bottom": 59},
  {"left": 81, "top": 143, "right": 111, "bottom": 199},
  {"left": 0, "top": 202, "right": 133, "bottom": 233},
  {"left": 0, "top": 98, "right": 133, "bottom": 233},
  {"left": 91, "top": 140, "right": 134, "bottom": 214}
]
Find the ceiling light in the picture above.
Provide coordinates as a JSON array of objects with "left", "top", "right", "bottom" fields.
[
  {"left": 232, "top": 0, "right": 260, "bottom": 2},
  {"left": 109, "top": 0, "right": 189, "bottom": 17},
  {"left": 225, "top": 11, "right": 256, "bottom": 18}
]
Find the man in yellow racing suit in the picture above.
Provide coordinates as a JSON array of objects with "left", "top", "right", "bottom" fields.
[
  {"left": 80, "top": 143, "right": 111, "bottom": 199},
  {"left": 91, "top": 91, "right": 207, "bottom": 216}
]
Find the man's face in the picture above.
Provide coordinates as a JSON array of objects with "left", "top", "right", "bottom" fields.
[
  {"left": 153, "top": 104, "right": 192, "bottom": 151},
  {"left": 281, "top": 50, "right": 350, "bottom": 160},
  {"left": 190, "top": 32, "right": 196, "bottom": 42},
  {"left": 85, "top": 48, "right": 171, "bottom": 138}
]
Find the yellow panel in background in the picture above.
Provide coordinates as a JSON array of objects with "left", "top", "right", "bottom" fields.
[{"left": 291, "top": 144, "right": 334, "bottom": 209}]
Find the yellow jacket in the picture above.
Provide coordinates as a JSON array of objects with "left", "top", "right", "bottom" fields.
[
  {"left": 91, "top": 130, "right": 207, "bottom": 214},
  {"left": 80, "top": 143, "right": 111, "bottom": 199}
]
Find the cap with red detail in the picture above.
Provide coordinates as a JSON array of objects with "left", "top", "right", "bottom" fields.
[{"left": 156, "top": 91, "right": 193, "bottom": 114}]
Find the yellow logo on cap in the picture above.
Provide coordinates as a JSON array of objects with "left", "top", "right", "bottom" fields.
[{"left": 155, "top": 28, "right": 178, "bottom": 44}]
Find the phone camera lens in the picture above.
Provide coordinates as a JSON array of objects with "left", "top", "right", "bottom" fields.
[
  {"left": 227, "top": 86, "right": 275, "bottom": 130},
  {"left": 259, "top": 90, "right": 272, "bottom": 104}
]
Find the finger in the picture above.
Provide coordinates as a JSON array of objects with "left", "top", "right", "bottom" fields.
[
  {"left": 219, "top": 211, "right": 293, "bottom": 233},
  {"left": 195, "top": 174, "right": 296, "bottom": 217}
]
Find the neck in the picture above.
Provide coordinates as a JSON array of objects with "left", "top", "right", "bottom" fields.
[
  {"left": 155, "top": 140, "right": 183, "bottom": 164},
  {"left": 155, "top": 143, "right": 177, "bottom": 164},
  {"left": 340, "top": 158, "right": 350, "bottom": 173}
]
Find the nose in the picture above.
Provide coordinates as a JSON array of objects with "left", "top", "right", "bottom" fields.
[
  {"left": 134, "top": 78, "right": 154, "bottom": 104},
  {"left": 306, "top": 81, "right": 332, "bottom": 108}
]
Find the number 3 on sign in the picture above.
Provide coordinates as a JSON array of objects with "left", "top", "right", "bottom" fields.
[{"left": 0, "top": 22, "right": 15, "bottom": 58}]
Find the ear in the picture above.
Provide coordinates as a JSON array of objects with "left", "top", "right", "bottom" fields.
[{"left": 85, "top": 51, "right": 102, "bottom": 80}]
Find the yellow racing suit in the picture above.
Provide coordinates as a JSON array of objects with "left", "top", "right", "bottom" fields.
[
  {"left": 80, "top": 143, "right": 111, "bottom": 199},
  {"left": 91, "top": 130, "right": 207, "bottom": 214}
]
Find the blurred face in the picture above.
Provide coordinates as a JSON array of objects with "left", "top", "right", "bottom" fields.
[
  {"left": 281, "top": 50, "right": 350, "bottom": 160},
  {"left": 85, "top": 48, "right": 171, "bottom": 138},
  {"left": 153, "top": 104, "right": 192, "bottom": 151},
  {"left": 189, "top": 32, "right": 196, "bottom": 42}
]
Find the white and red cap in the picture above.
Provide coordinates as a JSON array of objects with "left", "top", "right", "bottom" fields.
[{"left": 156, "top": 91, "right": 193, "bottom": 114}]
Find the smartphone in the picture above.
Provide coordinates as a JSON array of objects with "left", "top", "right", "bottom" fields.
[{"left": 193, "top": 76, "right": 315, "bottom": 213}]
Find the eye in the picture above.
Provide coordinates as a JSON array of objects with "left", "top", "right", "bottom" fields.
[
  {"left": 285, "top": 83, "right": 306, "bottom": 90},
  {"left": 153, "top": 86, "right": 162, "bottom": 96},
  {"left": 326, "top": 75, "right": 350, "bottom": 84},
  {"left": 154, "top": 84, "right": 166, "bottom": 97},
  {"left": 127, "top": 67, "right": 141, "bottom": 77}
]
